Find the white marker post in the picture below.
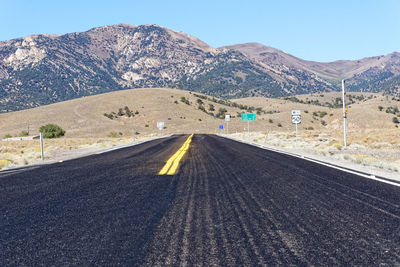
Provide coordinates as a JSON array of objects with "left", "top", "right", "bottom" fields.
[
  {"left": 40, "top": 132, "right": 44, "bottom": 160},
  {"left": 157, "top": 122, "right": 164, "bottom": 136},
  {"left": 132, "top": 128, "right": 135, "bottom": 141},
  {"left": 225, "top": 114, "right": 230, "bottom": 135},
  {"left": 342, "top": 80, "right": 347, "bottom": 148}
]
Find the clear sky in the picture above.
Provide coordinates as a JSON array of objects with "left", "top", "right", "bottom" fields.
[{"left": 1, "top": 0, "right": 399, "bottom": 62}]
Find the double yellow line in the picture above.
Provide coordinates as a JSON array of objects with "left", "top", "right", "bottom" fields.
[{"left": 158, "top": 134, "right": 194, "bottom": 175}]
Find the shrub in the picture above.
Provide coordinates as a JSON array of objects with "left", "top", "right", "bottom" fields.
[
  {"left": 145, "top": 124, "right": 149, "bottom": 127},
  {"left": 19, "top": 130, "right": 29, "bottom": 137},
  {"left": 321, "top": 120, "right": 327, "bottom": 126},
  {"left": 198, "top": 105, "right": 206, "bottom": 112},
  {"left": 277, "top": 123, "right": 282, "bottom": 127},
  {"left": 269, "top": 119, "right": 273, "bottom": 123},
  {"left": 124, "top": 106, "right": 133, "bottom": 117},
  {"left": 216, "top": 107, "right": 228, "bottom": 118},
  {"left": 393, "top": 117, "right": 400, "bottom": 124},
  {"left": 180, "top": 97, "right": 190, "bottom": 105},
  {"left": 108, "top": 131, "right": 122, "bottom": 138},
  {"left": 378, "top": 106, "right": 384, "bottom": 111},
  {"left": 39, "top": 124, "right": 66, "bottom": 139},
  {"left": 386, "top": 106, "right": 399, "bottom": 114},
  {"left": 103, "top": 113, "right": 114, "bottom": 120},
  {"left": 4, "top": 133, "right": 12, "bottom": 139},
  {"left": 304, "top": 110, "right": 309, "bottom": 113}
]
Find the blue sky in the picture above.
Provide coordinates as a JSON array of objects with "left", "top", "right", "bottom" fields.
[{"left": 1, "top": 0, "right": 399, "bottom": 62}]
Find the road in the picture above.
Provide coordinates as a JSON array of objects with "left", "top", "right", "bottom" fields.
[{"left": 1, "top": 134, "right": 400, "bottom": 266}]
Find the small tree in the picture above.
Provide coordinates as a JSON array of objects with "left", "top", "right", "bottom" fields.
[
  {"left": 124, "top": 106, "right": 133, "bottom": 117},
  {"left": 39, "top": 124, "right": 66, "bottom": 138}
]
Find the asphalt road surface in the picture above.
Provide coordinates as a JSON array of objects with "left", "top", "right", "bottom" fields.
[{"left": 1, "top": 134, "right": 400, "bottom": 266}]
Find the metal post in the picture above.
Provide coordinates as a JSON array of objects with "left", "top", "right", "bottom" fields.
[
  {"left": 295, "top": 123, "right": 298, "bottom": 145},
  {"left": 40, "top": 132, "right": 44, "bottom": 160},
  {"left": 248, "top": 120, "right": 250, "bottom": 136},
  {"left": 227, "top": 121, "right": 229, "bottom": 135},
  {"left": 132, "top": 129, "right": 135, "bottom": 141},
  {"left": 342, "top": 79, "right": 347, "bottom": 148}
]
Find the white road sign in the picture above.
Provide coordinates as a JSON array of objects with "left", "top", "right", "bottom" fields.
[
  {"left": 157, "top": 121, "right": 165, "bottom": 130},
  {"left": 292, "top": 110, "right": 301, "bottom": 116},
  {"left": 225, "top": 115, "right": 231, "bottom": 121},
  {"left": 292, "top": 115, "right": 301, "bottom": 124}
]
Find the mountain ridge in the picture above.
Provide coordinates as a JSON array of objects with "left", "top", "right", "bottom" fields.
[
  {"left": 223, "top": 42, "right": 400, "bottom": 94},
  {"left": 0, "top": 24, "right": 399, "bottom": 113}
]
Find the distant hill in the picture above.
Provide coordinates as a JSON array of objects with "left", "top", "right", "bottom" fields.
[
  {"left": 1, "top": 88, "right": 398, "bottom": 140},
  {"left": 223, "top": 43, "right": 400, "bottom": 95},
  {"left": 0, "top": 24, "right": 399, "bottom": 113}
]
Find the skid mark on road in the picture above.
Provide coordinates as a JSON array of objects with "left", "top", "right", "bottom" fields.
[{"left": 219, "top": 139, "right": 400, "bottom": 264}]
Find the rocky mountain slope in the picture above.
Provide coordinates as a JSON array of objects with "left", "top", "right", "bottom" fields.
[
  {"left": 0, "top": 24, "right": 335, "bottom": 112},
  {"left": 0, "top": 24, "right": 399, "bottom": 113},
  {"left": 223, "top": 43, "right": 400, "bottom": 95}
]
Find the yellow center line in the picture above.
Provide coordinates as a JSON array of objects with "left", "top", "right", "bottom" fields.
[{"left": 158, "top": 134, "right": 194, "bottom": 175}]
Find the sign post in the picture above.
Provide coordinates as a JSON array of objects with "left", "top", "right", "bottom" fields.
[
  {"left": 241, "top": 113, "right": 256, "bottom": 136},
  {"left": 225, "top": 114, "right": 230, "bottom": 134},
  {"left": 291, "top": 110, "right": 301, "bottom": 145},
  {"left": 342, "top": 80, "right": 347, "bottom": 148},
  {"left": 40, "top": 132, "right": 44, "bottom": 161},
  {"left": 157, "top": 122, "right": 164, "bottom": 136}
]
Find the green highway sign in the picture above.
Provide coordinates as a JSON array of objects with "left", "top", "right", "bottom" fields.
[{"left": 241, "top": 113, "right": 256, "bottom": 121}]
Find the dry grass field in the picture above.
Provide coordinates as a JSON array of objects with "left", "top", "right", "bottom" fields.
[{"left": 1, "top": 88, "right": 399, "bottom": 172}]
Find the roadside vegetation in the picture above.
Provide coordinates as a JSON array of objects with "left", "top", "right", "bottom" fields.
[
  {"left": 39, "top": 124, "right": 65, "bottom": 138},
  {"left": 283, "top": 94, "right": 375, "bottom": 108},
  {"left": 104, "top": 106, "right": 136, "bottom": 120}
]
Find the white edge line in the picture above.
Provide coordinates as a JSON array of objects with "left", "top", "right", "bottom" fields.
[{"left": 221, "top": 135, "right": 400, "bottom": 188}]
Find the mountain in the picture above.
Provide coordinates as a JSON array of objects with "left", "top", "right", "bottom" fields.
[
  {"left": 0, "top": 24, "right": 399, "bottom": 113},
  {"left": 223, "top": 43, "right": 400, "bottom": 95},
  {"left": 0, "top": 24, "right": 337, "bottom": 112}
]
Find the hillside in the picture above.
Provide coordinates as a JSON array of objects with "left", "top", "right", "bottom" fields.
[
  {"left": 0, "top": 88, "right": 272, "bottom": 138},
  {"left": 224, "top": 43, "right": 400, "bottom": 96},
  {"left": 0, "top": 24, "right": 334, "bottom": 112},
  {"left": 1, "top": 88, "right": 399, "bottom": 139}
]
